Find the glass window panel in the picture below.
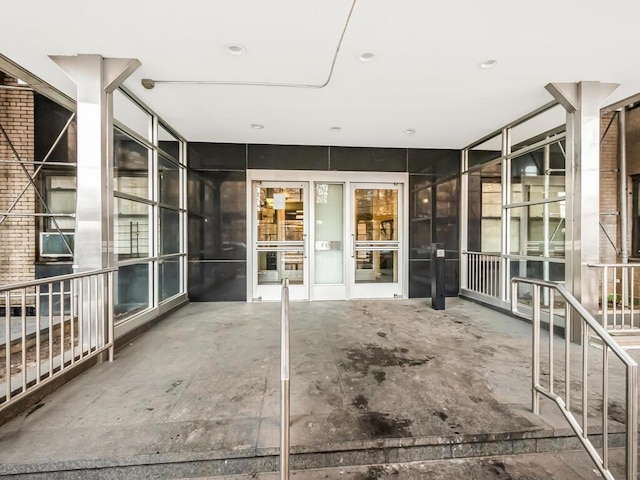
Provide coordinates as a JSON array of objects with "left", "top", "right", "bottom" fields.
[
  {"left": 510, "top": 104, "right": 565, "bottom": 148},
  {"left": 468, "top": 134, "right": 502, "bottom": 169},
  {"left": 354, "top": 189, "right": 398, "bottom": 241},
  {"left": 158, "top": 124, "right": 181, "bottom": 161},
  {"left": 114, "top": 262, "right": 150, "bottom": 321},
  {"left": 159, "top": 155, "right": 180, "bottom": 207},
  {"left": 114, "top": 130, "right": 149, "bottom": 199},
  {"left": 160, "top": 258, "right": 181, "bottom": 301},
  {"left": 508, "top": 202, "right": 565, "bottom": 258},
  {"left": 114, "top": 198, "right": 151, "bottom": 260},
  {"left": 161, "top": 208, "right": 181, "bottom": 255},
  {"left": 258, "top": 250, "right": 303, "bottom": 285},
  {"left": 510, "top": 144, "right": 565, "bottom": 204},
  {"left": 355, "top": 250, "right": 398, "bottom": 283},
  {"left": 113, "top": 90, "right": 151, "bottom": 141},
  {"left": 257, "top": 187, "right": 304, "bottom": 242},
  {"left": 315, "top": 183, "right": 343, "bottom": 284}
]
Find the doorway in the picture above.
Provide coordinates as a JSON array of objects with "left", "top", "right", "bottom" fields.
[{"left": 248, "top": 171, "right": 407, "bottom": 301}]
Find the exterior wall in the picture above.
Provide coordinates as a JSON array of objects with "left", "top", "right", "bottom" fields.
[
  {"left": 0, "top": 73, "right": 35, "bottom": 288},
  {"left": 187, "top": 143, "right": 460, "bottom": 301}
]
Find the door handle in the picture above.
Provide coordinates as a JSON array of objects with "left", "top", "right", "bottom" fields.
[
  {"left": 352, "top": 233, "right": 355, "bottom": 258},
  {"left": 303, "top": 234, "right": 307, "bottom": 258}
]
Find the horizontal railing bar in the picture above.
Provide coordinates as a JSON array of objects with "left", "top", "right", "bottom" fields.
[{"left": 0, "top": 268, "right": 117, "bottom": 293}]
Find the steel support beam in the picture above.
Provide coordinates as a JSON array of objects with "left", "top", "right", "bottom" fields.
[
  {"left": 50, "top": 54, "right": 140, "bottom": 272},
  {"left": 546, "top": 81, "right": 618, "bottom": 342}
]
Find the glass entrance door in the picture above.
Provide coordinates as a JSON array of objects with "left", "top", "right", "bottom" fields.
[
  {"left": 350, "top": 183, "right": 402, "bottom": 298},
  {"left": 253, "top": 181, "right": 308, "bottom": 300}
]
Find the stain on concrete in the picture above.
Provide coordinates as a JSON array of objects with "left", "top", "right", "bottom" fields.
[
  {"left": 485, "top": 459, "right": 514, "bottom": 479},
  {"left": 372, "top": 370, "right": 386, "bottom": 384},
  {"left": 352, "top": 394, "right": 369, "bottom": 410},
  {"left": 341, "top": 344, "right": 434, "bottom": 377},
  {"left": 376, "top": 331, "right": 387, "bottom": 338},
  {"left": 25, "top": 403, "right": 44, "bottom": 417},
  {"left": 166, "top": 380, "right": 184, "bottom": 394},
  {"left": 358, "top": 412, "right": 412, "bottom": 437},
  {"left": 433, "top": 410, "right": 448, "bottom": 421}
]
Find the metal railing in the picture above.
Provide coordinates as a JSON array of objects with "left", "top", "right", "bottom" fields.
[
  {"left": 512, "top": 277, "right": 638, "bottom": 480},
  {"left": 0, "top": 268, "right": 116, "bottom": 411},
  {"left": 464, "top": 251, "right": 501, "bottom": 298},
  {"left": 590, "top": 263, "right": 640, "bottom": 335},
  {"left": 280, "top": 278, "right": 290, "bottom": 480}
]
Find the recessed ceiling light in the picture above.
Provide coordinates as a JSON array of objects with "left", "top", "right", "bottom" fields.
[
  {"left": 251, "top": 124, "right": 264, "bottom": 129},
  {"left": 404, "top": 129, "right": 416, "bottom": 135},
  {"left": 225, "top": 44, "right": 247, "bottom": 56},
  {"left": 358, "top": 52, "right": 375, "bottom": 63},
  {"left": 330, "top": 127, "right": 342, "bottom": 132},
  {"left": 480, "top": 59, "right": 497, "bottom": 69}
]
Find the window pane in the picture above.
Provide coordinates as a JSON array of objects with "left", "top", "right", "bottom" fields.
[
  {"left": 355, "top": 250, "right": 398, "bottom": 283},
  {"left": 161, "top": 208, "right": 181, "bottom": 255},
  {"left": 114, "top": 130, "right": 149, "bottom": 199},
  {"left": 158, "top": 124, "right": 180, "bottom": 161},
  {"left": 354, "top": 189, "right": 398, "bottom": 241},
  {"left": 113, "top": 90, "right": 151, "bottom": 141},
  {"left": 509, "top": 202, "right": 565, "bottom": 258},
  {"left": 115, "top": 262, "right": 150, "bottom": 321},
  {"left": 257, "top": 187, "right": 304, "bottom": 242},
  {"left": 115, "top": 198, "right": 150, "bottom": 260},
  {"left": 159, "top": 155, "right": 180, "bottom": 207},
  {"left": 258, "top": 250, "right": 303, "bottom": 285},
  {"left": 510, "top": 142, "right": 565, "bottom": 204},
  {"left": 160, "top": 258, "right": 181, "bottom": 301}
]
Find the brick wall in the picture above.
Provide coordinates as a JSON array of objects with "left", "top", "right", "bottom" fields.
[
  {"left": 600, "top": 112, "right": 619, "bottom": 264},
  {"left": 0, "top": 73, "right": 36, "bottom": 287}
]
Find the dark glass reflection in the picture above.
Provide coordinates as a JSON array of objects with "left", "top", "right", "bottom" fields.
[
  {"left": 160, "top": 258, "right": 181, "bottom": 301},
  {"left": 187, "top": 171, "right": 246, "bottom": 260},
  {"left": 34, "top": 94, "right": 76, "bottom": 164},
  {"left": 161, "top": 208, "right": 181, "bottom": 255},
  {"left": 159, "top": 155, "right": 180, "bottom": 207},
  {"left": 115, "top": 263, "right": 150, "bottom": 319},
  {"left": 114, "top": 129, "right": 149, "bottom": 198}
]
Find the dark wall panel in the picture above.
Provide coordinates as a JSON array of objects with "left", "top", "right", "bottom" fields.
[
  {"left": 330, "top": 147, "right": 406, "bottom": 172},
  {"left": 188, "top": 261, "right": 246, "bottom": 301},
  {"left": 188, "top": 143, "right": 246, "bottom": 170},
  {"left": 248, "top": 144, "right": 328, "bottom": 170},
  {"left": 408, "top": 149, "right": 459, "bottom": 177}
]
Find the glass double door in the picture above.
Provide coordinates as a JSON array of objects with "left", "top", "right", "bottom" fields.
[{"left": 252, "top": 179, "right": 403, "bottom": 301}]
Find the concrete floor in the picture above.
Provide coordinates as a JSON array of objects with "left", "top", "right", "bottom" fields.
[{"left": 0, "top": 297, "right": 637, "bottom": 478}]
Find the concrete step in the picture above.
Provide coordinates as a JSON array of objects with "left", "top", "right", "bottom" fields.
[
  {"left": 177, "top": 451, "right": 626, "bottom": 480},
  {"left": 0, "top": 429, "right": 627, "bottom": 479}
]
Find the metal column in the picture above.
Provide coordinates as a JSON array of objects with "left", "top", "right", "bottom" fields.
[
  {"left": 50, "top": 54, "right": 140, "bottom": 272},
  {"left": 545, "top": 81, "right": 619, "bottom": 342}
]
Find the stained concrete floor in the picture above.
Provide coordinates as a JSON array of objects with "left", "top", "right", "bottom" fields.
[{"left": 0, "top": 297, "right": 638, "bottom": 478}]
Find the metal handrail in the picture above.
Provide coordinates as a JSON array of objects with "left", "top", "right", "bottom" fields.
[
  {"left": 511, "top": 277, "right": 638, "bottom": 480},
  {"left": 1, "top": 268, "right": 116, "bottom": 411},
  {"left": 0, "top": 267, "right": 118, "bottom": 294},
  {"left": 280, "top": 278, "right": 290, "bottom": 480}
]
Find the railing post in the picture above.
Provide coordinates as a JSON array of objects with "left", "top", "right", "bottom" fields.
[
  {"left": 280, "top": 278, "right": 290, "bottom": 480},
  {"left": 626, "top": 363, "right": 638, "bottom": 480},
  {"left": 532, "top": 283, "right": 541, "bottom": 415},
  {"left": 108, "top": 271, "right": 115, "bottom": 362}
]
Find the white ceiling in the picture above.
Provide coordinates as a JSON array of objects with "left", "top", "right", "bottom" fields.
[{"left": 2, "top": 0, "right": 640, "bottom": 148}]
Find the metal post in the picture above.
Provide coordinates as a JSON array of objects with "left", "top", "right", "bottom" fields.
[
  {"left": 280, "top": 278, "right": 290, "bottom": 480},
  {"left": 532, "top": 284, "right": 541, "bottom": 415},
  {"left": 619, "top": 110, "right": 629, "bottom": 316},
  {"left": 546, "top": 81, "right": 619, "bottom": 342},
  {"left": 625, "top": 363, "right": 638, "bottom": 480}
]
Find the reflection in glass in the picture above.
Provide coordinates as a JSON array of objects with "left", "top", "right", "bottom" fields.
[
  {"left": 258, "top": 251, "right": 304, "bottom": 285},
  {"left": 113, "top": 90, "right": 151, "bottom": 141},
  {"left": 315, "top": 184, "right": 343, "bottom": 284},
  {"left": 354, "top": 189, "right": 397, "bottom": 241},
  {"left": 115, "top": 263, "right": 150, "bottom": 320},
  {"left": 160, "top": 258, "right": 181, "bottom": 301},
  {"left": 355, "top": 250, "right": 398, "bottom": 283},
  {"left": 158, "top": 123, "right": 180, "bottom": 161},
  {"left": 114, "top": 130, "right": 149, "bottom": 199},
  {"left": 257, "top": 187, "right": 304, "bottom": 242},
  {"left": 114, "top": 197, "right": 150, "bottom": 260},
  {"left": 509, "top": 202, "right": 565, "bottom": 258},
  {"left": 510, "top": 141, "right": 565, "bottom": 204},
  {"left": 161, "top": 208, "right": 181, "bottom": 255},
  {"left": 159, "top": 155, "right": 180, "bottom": 207}
]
